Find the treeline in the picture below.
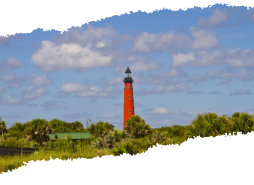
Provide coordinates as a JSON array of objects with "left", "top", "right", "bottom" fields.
[
  {"left": 0, "top": 118, "right": 85, "bottom": 147},
  {"left": 1, "top": 112, "right": 254, "bottom": 155},
  {"left": 86, "top": 112, "right": 254, "bottom": 155},
  {"left": 1, "top": 112, "right": 254, "bottom": 173}
]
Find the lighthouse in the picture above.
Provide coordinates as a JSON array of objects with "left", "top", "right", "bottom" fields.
[{"left": 123, "top": 67, "right": 135, "bottom": 128}]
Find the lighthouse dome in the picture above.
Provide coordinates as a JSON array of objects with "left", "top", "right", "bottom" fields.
[{"left": 125, "top": 67, "right": 131, "bottom": 74}]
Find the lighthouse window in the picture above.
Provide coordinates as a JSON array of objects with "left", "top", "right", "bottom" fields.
[
  {"left": 129, "top": 109, "right": 131, "bottom": 115},
  {"left": 129, "top": 96, "right": 131, "bottom": 101}
]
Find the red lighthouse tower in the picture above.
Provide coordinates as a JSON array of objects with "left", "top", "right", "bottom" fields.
[{"left": 123, "top": 67, "right": 135, "bottom": 128}]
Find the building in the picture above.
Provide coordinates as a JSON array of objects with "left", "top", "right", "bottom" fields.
[
  {"left": 48, "top": 132, "right": 90, "bottom": 141},
  {"left": 123, "top": 67, "right": 135, "bottom": 128}
]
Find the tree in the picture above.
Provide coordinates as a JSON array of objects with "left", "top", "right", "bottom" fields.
[
  {"left": 48, "top": 119, "right": 85, "bottom": 133},
  {"left": 211, "top": 115, "right": 232, "bottom": 135},
  {"left": 7, "top": 122, "right": 25, "bottom": 138},
  {"left": 189, "top": 113, "right": 218, "bottom": 137},
  {"left": 24, "top": 118, "right": 50, "bottom": 145},
  {"left": 0, "top": 118, "right": 7, "bottom": 139},
  {"left": 105, "top": 128, "right": 125, "bottom": 148},
  {"left": 70, "top": 121, "right": 85, "bottom": 132},
  {"left": 124, "top": 115, "right": 152, "bottom": 138},
  {"left": 231, "top": 112, "right": 254, "bottom": 134},
  {"left": 88, "top": 121, "right": 114, "bottom": 138}
]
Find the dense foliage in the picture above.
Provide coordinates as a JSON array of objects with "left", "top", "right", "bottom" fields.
[
  {"left": 1, "top": 112, "right": 254, "bottom": 173},
  {"left": 124, "top": 115, "right": 152, "bottom": 138},
  {"left": 1, "top": 118, "right": 85, "bottom": 147}
]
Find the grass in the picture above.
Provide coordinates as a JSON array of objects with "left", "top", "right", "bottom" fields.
[{"left": 0, "top": 146, "right": 112, "bottom": 174}]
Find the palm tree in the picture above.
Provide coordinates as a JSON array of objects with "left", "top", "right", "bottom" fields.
[
  {"left": 124, "top": 115, "right": 152, "bottom": 138},
  {"left": 189, "top": 113, "right": 218, "bottom": 137},
  {"left": 88, "top": 121, "right": 114, "bottom": 138},
  {"left": 231, "top": 112, "right": 254, "bottom": 134},
  {"left": 24, "top": 118, "right": 50, "bottom": 145}
]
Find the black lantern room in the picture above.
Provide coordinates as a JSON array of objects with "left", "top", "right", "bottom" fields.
[{"left": 123, "top": 66, "right": 133, "bottom": 83}]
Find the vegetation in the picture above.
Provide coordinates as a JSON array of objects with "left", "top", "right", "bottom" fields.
[
  {"left": 0, "top": 118, "right": 7, "bottom": 139},
  {"left": 1, "top": 112, "right": 254, "bottom": 174}
]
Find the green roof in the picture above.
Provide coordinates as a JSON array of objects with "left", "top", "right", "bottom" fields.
[{"left": 48, "top": 132, "right": 91, "bottom": 140}]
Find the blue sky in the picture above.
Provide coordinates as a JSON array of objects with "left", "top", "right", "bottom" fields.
[{"left": 0, "top": 5, "right": 254, "bottom": 128}]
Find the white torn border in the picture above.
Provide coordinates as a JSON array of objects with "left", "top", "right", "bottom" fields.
[
  {"left": 0, "top": 0, "right": 254, "bottom": 36},
  {"left": 1, "top": 132, "right": 254, "bottom": 185},
  {"left": 1, "top": 0, "right": 254, "bottom": 184}
]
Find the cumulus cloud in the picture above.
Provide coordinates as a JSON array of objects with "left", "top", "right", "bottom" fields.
[
  {"left": 229, "top": 88, "right": 252, "bottom": 96},
  {"left": 56, "top": 26, "right": 118, "bottom": 45},
  {"left": 20, "top": 74, "right": 50, "bottom": 100},
  {"left": 191, "top": 28, "right": 218, "bottom": 50},
  {"left": 62, "top": 83, "right": 113, "bottom": 98},
  {"left": 133, "top": 27, "right": 218, "bottom": 53},
  {"left": 31, "top": 41, "right": 112, "bottom": 71},
  {"left": 62, "top": 83, "right": 85, "bottom": 92},
  {"left": 3, "top": 57, "right": 23, "bottom": 70},
  {"left": 197, "top": 9, "right": 230, "bottom": 27},
  {"left": 31, "top": 74, "right": 50, "bottom": 86},
  {"left": 152, "top": 107, "right": 169, "bottom": 114},
  {"left": 172, "top": 52, "right": 195, "bottom": 67},
  {"left": 133, "top": 32, "right": 190, "bottom": 53},
  {"left": 172, "top": 49, "right": 254, "bottom": 67},
  {"left": 189, "top": 69, "right": 254, "bottom": 84}
]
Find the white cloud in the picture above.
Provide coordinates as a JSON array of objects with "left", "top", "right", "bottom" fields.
[
  {"left": 172, "top": 49, "right": 254, "bottom": 67},
  {"left": 58, "top": 26, "right": 118, "bottom": 45},
  {"left": 109, "top": 77, "right": 122, "bottom": 85},
  {"left": 31, "top": 41, "right": 112, "bottom": 71},
  {"left": 1, "top": 95, "right": 19, "bottom": 104},
  {"left": 23, "top": 87, "right": 46, "bottom": 99},
  {"left": 133, "top": 28, "right": 218, "bottom": 53},
  {"left": 62, "top": 83, "right": 112, "bottom": 98},
  {"left": 155, "top": 84, "right": 188, "bottom": 93},
  {"left": 96, "top": 41, "right": 106, "bottom": 48},
  {"left": 4, "top": 57, "right": 22, "bottom": 70},
  {"left": 172, "top": 52, "right": 195, "bottom": 67},
  {"left": 133, "top": 32, "right": 190, "bottom": 53},
  {"left": 31, "top": 74, "right": 50, "bottom": 87},
  {"left": 132, "top": 61, "right": 160, "bottom": 72},
  {"left": 163, "top": 69, "right": 186, "bottom": 77},
  {"left": 62, "top": 83, "right": 86, "bottom": 92},
  {"left": 198, "top": 9, "right": 229, "bottom": 27},
  {"left": 153, "top": 107, "right": 169, "bottom": 114},
  {"left": 190, "top": 68, "right": 254, "bottom": 84},
  {"left": 0, "top": 73, "right": 27, "bottom": 87},
  {"left": 191, "top": 28, "right": 218, "bottom": 50},
  {"left": 144, "top": 108, "right": 200, "bottom": 126}
]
